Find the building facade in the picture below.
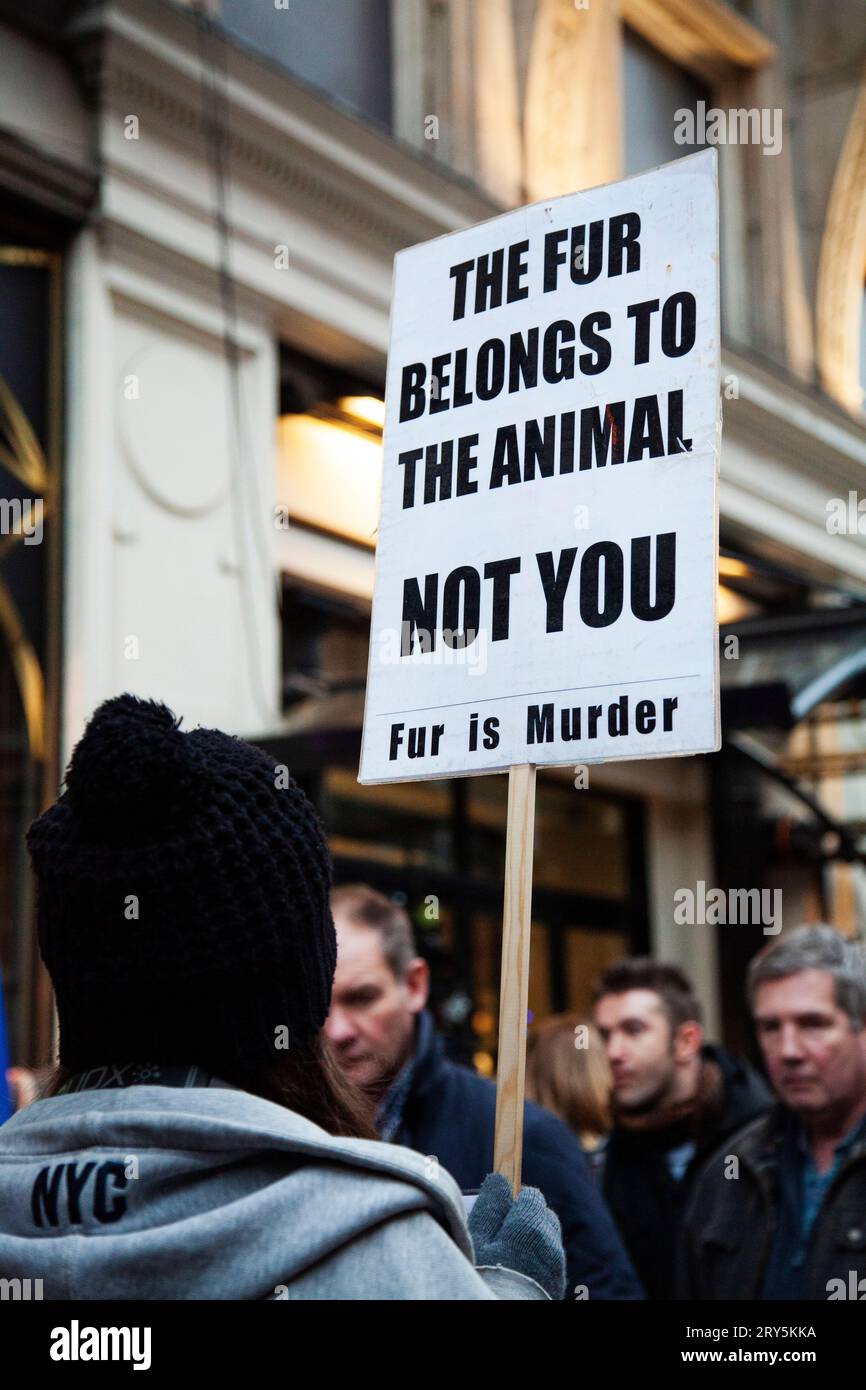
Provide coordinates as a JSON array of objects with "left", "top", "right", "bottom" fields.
[{"left": 1, "top": 0, "right": 866, "bottom": 1069}]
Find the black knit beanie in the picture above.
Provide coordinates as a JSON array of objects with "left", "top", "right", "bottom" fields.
[{"left": 27, "top": 694, "right": 336, "bottom": 1072}]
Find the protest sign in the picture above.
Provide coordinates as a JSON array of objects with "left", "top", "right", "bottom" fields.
[
  {"left": 359, "top": 151, "right": 720, "bottom": 1189},
  {"left": 360, "top": 149, "right": 720, "bottom": 785}
]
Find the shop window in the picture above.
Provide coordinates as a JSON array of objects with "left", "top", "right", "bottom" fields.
[
  {"left": 464, "top": 774, "right": 630, "bottom": 900},
  {"left": 281, "top": 580, "right": 369, "bottom": 714},
  {"left": 314, "top": 763, "right": 648, "bottom": 1066},
  {"left": 0, "top": 244, "right": 62, "bottom": 1066},
  {"left": 562, "top": 927, "right": 630, "bottom": 1018},
  {"left": 325, "top": 766, "right": 456, "bottom": 874},
  {"left": 277, "top": 347, "right": 383, "bottom": 549}
]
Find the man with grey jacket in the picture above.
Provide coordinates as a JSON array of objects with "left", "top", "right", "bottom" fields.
[{"left": 0, "top": 694, "right": 564, "bottom": 1301}]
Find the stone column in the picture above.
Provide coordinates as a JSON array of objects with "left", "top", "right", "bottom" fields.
[{"left": 524, "top": 0, "right": 623, "bottom": 202}]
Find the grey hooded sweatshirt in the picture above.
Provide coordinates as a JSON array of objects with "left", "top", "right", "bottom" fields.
[{"left": 0, "top": 1083, "right": 547, "bottom": 1300}]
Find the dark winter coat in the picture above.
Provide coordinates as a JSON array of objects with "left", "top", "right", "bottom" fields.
[
  {"left": 678, "top": 1103, "right": 866, "bottom": 1300},
  {"left": 386, "top": 1011, "right": 644, "bottom": 1300},
  {"left": 597, "top": 1044, "right": 770, "bottom": 1299}
]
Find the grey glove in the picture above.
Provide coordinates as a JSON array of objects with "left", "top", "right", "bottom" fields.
[{"left": 468, "top": 1171, "right": 566, "bottom": 1300}]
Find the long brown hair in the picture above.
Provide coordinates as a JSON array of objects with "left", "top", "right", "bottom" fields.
[
  {"left": 525, "top": 1013, "right": 612, "bottom": 1147},
  {"left": 39, "top": 1032, "right": 377, "bottom": 1140}
]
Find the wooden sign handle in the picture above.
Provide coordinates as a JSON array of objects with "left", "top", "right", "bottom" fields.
[{"left": 493, "top": 762, "right": 537, "bottom": 1195}]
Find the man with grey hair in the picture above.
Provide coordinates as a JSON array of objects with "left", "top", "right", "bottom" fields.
[{"left": 679, "top": 925, "right": 866, "bottom": 1299}]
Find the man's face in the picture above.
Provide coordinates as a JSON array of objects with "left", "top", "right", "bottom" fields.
[
  {"left": 594, "top": 988, "right": 678, "bottom": 1111},
  {"left": 754, "top": 969, "right": 866, "bottom": 1122},
  {"left": 324, "top": 916, "right": 428, "bottom": 1092}
]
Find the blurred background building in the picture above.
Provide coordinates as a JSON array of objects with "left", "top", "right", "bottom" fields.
[{"left": 1, "top": 0, "right": 866, "bottom": 1069}]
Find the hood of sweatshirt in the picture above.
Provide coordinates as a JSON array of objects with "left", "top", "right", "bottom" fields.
[{"left": 0, "top": 1083, "right": 475, "bottom": 1300}]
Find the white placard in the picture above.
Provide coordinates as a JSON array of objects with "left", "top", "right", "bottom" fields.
[{"left": 360, "top": 150, "right": 720, "bottom": 784}]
